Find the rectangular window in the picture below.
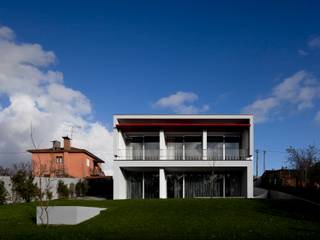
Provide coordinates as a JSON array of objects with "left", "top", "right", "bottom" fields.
[
  {"left": 144, "top": 136, "right": 159, "bottom": 160},
  {"left": 167, "top": 172, "right": 183, "bottom": 198},
  {"left": 56, "top": 156, "right": 63, "bottom": 164},
  {"left": 129, "top": 137, "right": 143, "bottom": 160},
  {"left": 225, "top": 136, "right": 241, "bottom": 160},
  {"left": 86, "top": 159, "right": 90, "bottom": 167},
  {"left": 127, "top": 136, "right": 159, "bottom": 160},
  {"left": 184, "top": 136, "right": 202, "bottom": 160},
  {"left": 127, "top": 172, "right": 143, "bottom": 199},
  {"left": 184, "top": 172, "right": 223, "bottom": 198},
  {"left": 207, "top": 136, "right": 223, "bottom": 160},
  {"left": 167, "top": 137, "right": 184, "bottom": 160}
]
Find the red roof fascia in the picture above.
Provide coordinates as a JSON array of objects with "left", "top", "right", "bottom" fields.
[{"left": 116, "top": 123, "right": 250, "bottom": 128}]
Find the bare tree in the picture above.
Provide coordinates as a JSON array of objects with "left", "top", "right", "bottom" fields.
[
  {"left": 0, "top": 166, "right": 11, "bottom": 176},
  {"left": 286, "top": 145, "right": 320, "bottom": 187},
  {"left": 30, "top": 124, "right": 55, "bottom": 226}
]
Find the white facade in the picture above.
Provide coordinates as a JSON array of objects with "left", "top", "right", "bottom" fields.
[{"left": 113, "top": 114, "right": 254, "bottom": 199}]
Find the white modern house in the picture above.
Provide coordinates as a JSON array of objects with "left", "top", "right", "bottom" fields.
[{"left": 113, "top": 114, "right": 253, "bottom": 199}]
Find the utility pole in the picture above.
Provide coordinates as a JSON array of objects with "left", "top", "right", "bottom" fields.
[
  {"left": 263, "top": 150, "right": 266, "bottom": 173},
  {"left": 255, "top": 149, "right": 259, "bottom": 177}
]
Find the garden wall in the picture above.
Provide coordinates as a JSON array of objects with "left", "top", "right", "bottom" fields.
[{"left": 0, "top": 176, "right": 80, "bottom": 202}]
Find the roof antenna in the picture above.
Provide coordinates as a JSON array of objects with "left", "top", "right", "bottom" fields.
[{"left": 63, "top": 123, "right": 82, "bottom": 139}]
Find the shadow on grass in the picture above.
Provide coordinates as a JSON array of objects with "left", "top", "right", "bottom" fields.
[{"left": 255, "top": 199, "right": 320, "bottom": 223}]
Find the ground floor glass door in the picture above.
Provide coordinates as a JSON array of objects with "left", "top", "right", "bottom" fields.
[{"left": 167, "top": 173, "right": 183, "bottom": 198}]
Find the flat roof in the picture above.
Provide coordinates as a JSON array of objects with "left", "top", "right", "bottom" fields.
[{"left": 113, "top": 114, "right": 253, "bottom": 126}]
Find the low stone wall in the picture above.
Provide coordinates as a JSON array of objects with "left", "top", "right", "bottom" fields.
[{"left": 0, "top": 176, "right": 80, "bottom": 202}]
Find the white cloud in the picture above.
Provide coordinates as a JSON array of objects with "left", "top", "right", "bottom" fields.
[
  {"left": 0, "top": 26, "right": 113, "bottom": 175},
  {"left": 242, "top": 71, "right": 320, "bottom": 123},
  {"left": 153, "top": 91, "right": 209, "bottom": 114},
  {"left": 298, "top": 49, "right": 308, "bottom": 56},
  {"left": 315, "top": 111, "right": 320, "bottom": 123},
  {"left": 0, "top": 26, "right": 15, "bottom": 40},
  {"left": 308, "top": 36, "right": 320, "bottom": 49}
]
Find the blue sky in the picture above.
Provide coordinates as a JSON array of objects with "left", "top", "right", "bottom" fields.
[{"left": 0, "top": 1, "right": 320, "bottom": 173}]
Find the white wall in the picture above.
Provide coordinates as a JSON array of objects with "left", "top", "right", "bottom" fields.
[
  {"left": 0, "top": 176, "right": 80, "bottom": 203},
  {"left": 113, "top": 115, "right": 254, "bottom": 199}
]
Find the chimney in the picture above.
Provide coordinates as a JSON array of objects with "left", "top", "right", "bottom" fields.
[
  {"left": 63, "top": 136, "right": 71, "bottom": 150},
  {"left": 52, "top": 140, "right": 61, "bottom": 150}
]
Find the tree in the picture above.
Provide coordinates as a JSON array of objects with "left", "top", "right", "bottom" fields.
[
  {"left": 10, "top": 165, "right": 37, "bottom": 202},
  {"left": 286, "top": 145, "right": 320, "bottom": 187},
  {"left": 75, "top": 180, "right": 89, "bottom": 197},
  {"left": 0, "top": 166, "right": 11, "bottom": 176},
  {"left": 0, "top": 180, "right": 7, "bottom": 205},
  {"left": 57, "top": 180, "right": 69, "bottom": 199},
  {"left": 30, "top": 124, "right": 55, "bottom": 226},
  {"left": 69, "top": 183, "right": 75, "bottom": 198}
]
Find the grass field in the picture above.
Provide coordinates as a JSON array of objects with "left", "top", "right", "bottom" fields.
[{"left": 0, "top": 198, "right": 320, "bottom": 240}]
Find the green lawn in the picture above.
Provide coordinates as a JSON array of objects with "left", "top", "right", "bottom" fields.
[{"left": 0, "top": 199, "right": 320, "bottom": 240}]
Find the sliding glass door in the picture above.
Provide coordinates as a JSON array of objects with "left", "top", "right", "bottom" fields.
[
  {"left": 207, "top": 136, "right": 223, "bottom": 160},
  {"left": 167, "top": 135, "right": 202, "bottom": 160},
  {"left": 127, "top": 136, "right": 159, "bottom": 160},
  {"left": 126, "top": 171, "right": 159, "bottom": 199},
  {"left": 167, "top": 173, "right": 183, "bottom": 198},
  {"left": 127, "top": 172, "right": 143, "bottom": 199}
]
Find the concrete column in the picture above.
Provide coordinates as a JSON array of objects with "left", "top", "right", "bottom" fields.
[
  {"left": 118, "top": 130, "right": 126, "bottom": 160},
  {"left": 113, "top": 128, "right": 118, "bottom": 159},
  {"left": 142, "top": 172, "right": 145, "bottom": 199},
  {"left": 159, "top": 168, "right": 167, "bottom": 199},
  {"left": 222, "top": 136, "right": 226, "bottom": 160},
  {"left": 113, "top": 166, "right": 127, "bottom": 199},
  {"left": 160, "top": 130, "right": 167, "bottom": 160},
  {"left": 182, "top": 174, "right": 185, "bottom": 198},
  {"left": 247, "top": 165, "right": 253, "bottom": 198},
  {"left": 203, "top": 130, "right": 207, "bottom": 160},
  {"left": 247, "top": 116, "right": 254, "bottom": 198},
  {"left": 249, "top": 116, "right": 254, "bottom": 158}
]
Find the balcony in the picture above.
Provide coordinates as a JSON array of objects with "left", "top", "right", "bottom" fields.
[{"left": 115, "top": 148, "right": 249, "bottom": 161}]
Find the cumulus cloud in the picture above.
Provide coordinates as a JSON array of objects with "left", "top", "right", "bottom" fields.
[
  {"left": 308, "top": 36, "right": 320, "bottom": 49},
  {"left": 153, "top": 91, "right": 209, "bottom": 114},
  {"left": 242, "top": 71, "right": 320, "bottom": 123},
  {"left": 0, "top": 26, "right": 15, "bottom": 40},
  {"left": 0, "top": 26, "right": 113, "bottom": 175}
]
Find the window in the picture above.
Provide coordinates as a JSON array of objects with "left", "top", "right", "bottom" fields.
[
  {"left": 225, "top": 136, "right": 241, "bottom": 160},
  {"left": 207, "top": 136, "right": 223, "bottom": 160},
  {"left": 184, "top": 136, "right": 202, "bottom": 160},
  {"left": 56, "top": 156, "right": 63, "bottom": 164},
  {"left": 86, "top": 159, "right": 90, "bottom": 167},
  {"left": 127, "top": 136, "right": 159, "bottom": 160},
  {"left": 167, "top": 136, "right": 202, "bottom": 160}
]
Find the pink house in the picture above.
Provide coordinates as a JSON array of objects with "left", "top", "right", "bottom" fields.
[{"left": 28, "top": 136, "right": 105, "bottom": 178}]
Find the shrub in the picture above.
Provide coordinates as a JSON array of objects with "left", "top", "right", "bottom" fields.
[
  {"left": 0, "top": 180, "right": 7, "bottom": 205},
  {"left": 57, "top": 180, "right": 69, "bottom": 199},
  {"left": 75, "top": 180, "right": 89, "bottom": 197},
  {"left": 11, "top": 170, "right": 37, "bottom": 202},
  {"left": 69, "top": 183, "right": 75, "bottom": 198}
]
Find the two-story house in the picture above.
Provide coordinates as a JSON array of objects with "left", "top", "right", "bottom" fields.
[
  {"left": 29, "top": 136, "right": 105, "bottom": 178},
  {"left": 113, "top": 114, "right": 253, "bottom": 199}
]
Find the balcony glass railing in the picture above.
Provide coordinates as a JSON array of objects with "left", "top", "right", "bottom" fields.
[
  {"left": 116, "top": 148, "right": 249, "bottom": 161},
  {"left": 207, "top": 148, "right": 248, "bottom": 160}
]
